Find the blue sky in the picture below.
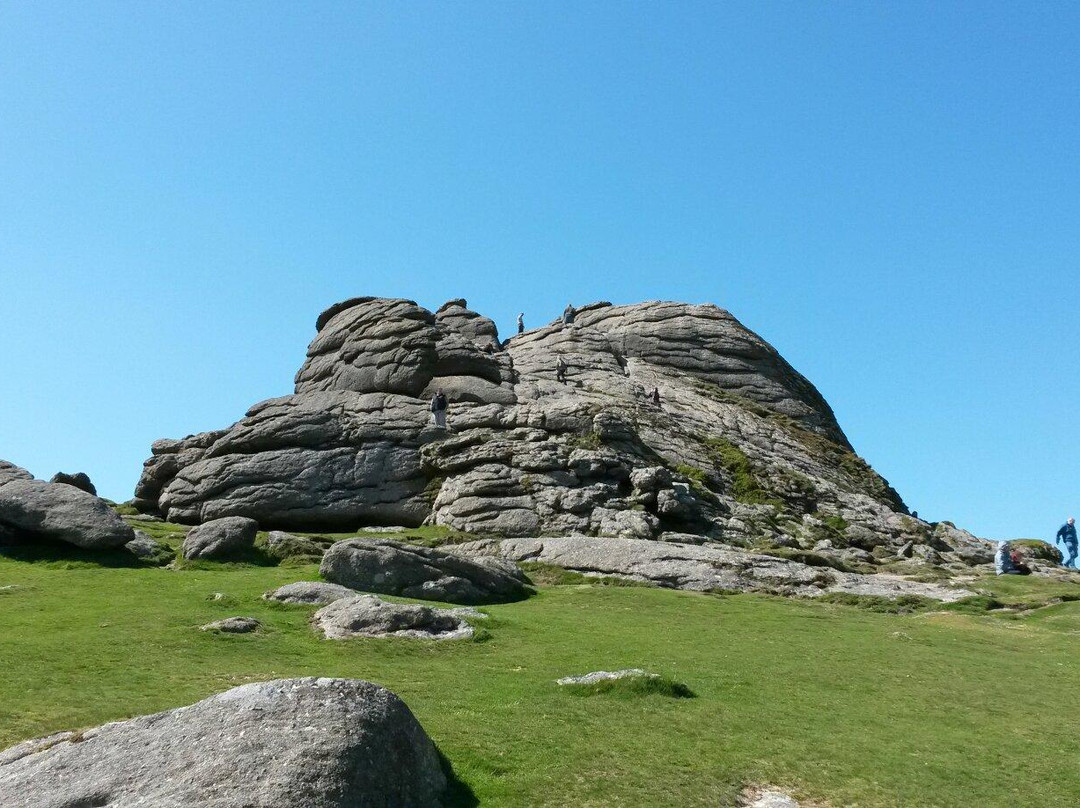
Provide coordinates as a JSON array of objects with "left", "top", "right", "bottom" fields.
[{"left": 1, "top": 2, "right": 1076, "bottom": 540}]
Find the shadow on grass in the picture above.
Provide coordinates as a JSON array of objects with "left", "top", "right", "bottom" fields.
[
  {"left": 437, "top": 749, "right": 480, "bottom": 808},
  {"left": 0, "top": 540, "right": 144, "bottom": 569}
]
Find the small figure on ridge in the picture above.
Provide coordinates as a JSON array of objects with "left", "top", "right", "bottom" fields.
[
  {"left": 1056, "top": 517, "right": 1077, "bottom": 568},
  {"left": 517, "top": 312, "right": 525, "bottom": 334},
  {"left": 430, "top": 388, "right": 448, "bottom": 430},
  {"left": 562, "top": 303, "right": 576, "bottom": 326},
  {"left": 556, "top": 356, "right": 569, "bottom": 384},
  {"left": 995, "top": 540, "right": 1031, "bottom": 576}
]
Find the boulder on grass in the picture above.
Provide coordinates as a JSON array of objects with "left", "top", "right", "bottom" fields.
[
  {"left": 182, "top": 516, "right": 258, "bottom": 560},
  {"left": 313, "top": 594, "right": 474, "bottom": 640},
  {"left": 320, "top": 538, "right": 531, "bottom": 604},
  {"left": 200, "top": 617, "right": 261, "bottom": 633},
  {"left": 0, "top": 678, "right": 447, "bottom": 807},
  {"left": 125, "top": 531, "right": 175, "bottom": 565},
  {"left": 265, "top": 581, "right": 359, "bottom": 605},
  {"left": 265, "top": 530, "right": 327, "bottom": 561},
  {"left": 0, "top": 471, "right": 134, "bottom": 550}
]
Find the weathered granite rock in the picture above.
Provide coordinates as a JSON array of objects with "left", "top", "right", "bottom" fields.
[
  {"left": 450, "top": 536, "right": 973, "bottom": 601},
  {"left": 48, "top": 471, "right": 96, "bottom": 495},
  {"left": 313, "top": 594, "right": 474, "bottom": 640},
  {"left": 132, "top": 297, "right": 991, "bottom": 573},
  {"left": 182, "top": 516, "right": 258, "bottom": 560},
  {"left": 201, "top": 616, "right": 261, "bottom": 633},
  {"left": 557, "top": 669, "right": 657, "bottom": 686},
  {"left": 320, "top": 538, "right": 531, "bottom": 604},
  {"left": 265, "top": 530, "right": 327, "bottom": 560},
  {"left": 0, "top": 677, "right": 447, "bottom": 807},
  {"left": 0, "top": 465, "right": 135, "bottom": 549},
  {"left": 125, "top": 531, "right": 175, "bottom": 564},
  {"left": 265, "top": 581, "right": 360, "bottom": 605}
]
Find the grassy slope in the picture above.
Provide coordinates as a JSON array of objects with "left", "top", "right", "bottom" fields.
[{"left": 2, "top": 552, "right": 1080, "bottom": 807}]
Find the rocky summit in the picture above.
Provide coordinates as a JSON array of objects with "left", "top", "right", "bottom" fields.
[{"left": 133, "top": 297, "right": 989, "bottom": 565}]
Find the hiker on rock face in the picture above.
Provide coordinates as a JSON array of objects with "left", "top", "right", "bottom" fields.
[
  {"left": 517, "top": 312, "right": 525, "bottom": 334},
  {"left": 556, "top": 356, "right": 569, "bottom": 384},
  {"left": 1056, "top": 517, "right": 1077, "bottom": 568},
  {"left": 995, "top": 540, "right": 1031, "bottom": 576},
  {"left": 562, "top": 303, "right": 575, "bottom": 325},
  {"left": 430, "top": 389, "right": 448, "bottom": 429},
  {"left": 651, "top": 387, "right": 661, "bottom": 407}
]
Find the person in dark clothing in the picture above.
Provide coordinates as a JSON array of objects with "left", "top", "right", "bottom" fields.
[
  {"left": 1056, "top": 517, "right": 1077, "bottom": 568},
  {"left": 555, "top": 356, "right": 569, "bottom": 384},
  {"left": 995, "top": 541, "right": 1031, "bottom": 575},
  {"left": 562, "top": 303, "right": 575, "bottom": 325},
  {"left": 517, "top": 312, "right": 525, "bottom": 334},
  {"left": 430, "top": 389, "right": 448, "bottom": 429},
  {"left": 651, "top": 387, "right": 661, "bottom": 407}
]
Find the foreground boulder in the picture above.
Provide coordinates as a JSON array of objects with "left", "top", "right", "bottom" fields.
[
  {"left": 0, "top": 677, "right": 447, "bottom": 807},
  {"left": 265, "top": 581, "right": 359, "bottom": 604},
  {"left": 313, "top": 594, "right": 474, "bottom": 640},
  {"left": 182, "top": 516, "right": 258, "bottom": 560},
  {"left": 0, "top": 462, "right": 134, "bottom": 549},
  {"left": 48, "top": 471, "right": 96, "bottom": 495},
  {"left": 450, "top": 536, "right": 973, "bottom": 602},
  {"left": 320, "top": 538, "right": 531, "bottom": 604},
  {"left": 200, "top": 616, "right": 261, "bottom": 633}
]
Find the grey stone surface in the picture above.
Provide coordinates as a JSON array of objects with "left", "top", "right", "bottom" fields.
[
  {"left": 557, "top": 669, "right": 656, "bottom": 686},
  {"left": 48, "top": 471, "right": 96, "bottom": 495},
  {"left": 313, "top": 594, "right": 474, "bottom": 640},
  {"left": 125, "top": 531, "right": 175, "bottom": 564},
  {"left": 200, "top": 616, "right": 261, "bottom": 633},
  {"left": 320, "top": 538, "right": 531, "bottom": 604},
  {"left": 264, "top": 581, "right": 359, "bottom": 605},
  {"left": 0, "top": 677, "right": 447, "bottom": 807},
  {"left": 0, "top": 466, "right": 135, "bottom": 549},
  {"left": 182, "top": 516, "right": 258, "bottom": 560},
  {"left": 265, "top": 530, "right": 327, "bottom": 560},
  {"left": 450, "top": 536, "right": 974, "bottom": 601}
]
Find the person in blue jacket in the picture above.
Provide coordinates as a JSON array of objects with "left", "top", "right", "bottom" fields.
[{"left": 1056, "top": 517, "right": 1077, "bottom": 568}]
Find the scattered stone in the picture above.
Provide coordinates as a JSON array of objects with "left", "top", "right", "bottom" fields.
[
  {"left": 0, "top": 678, "right": 447, "bottom": 807},
  {"left": 313, "top": 594, "right": 474, "bottom": 640},
  {"left": 320, "top": 538, "right": 531, "bottom": 604},
  {"left": 265, "top": 530, "right": 326, "bottom": 560},
  {"left": 0, "top": 465, "right": 135, "bottom": 549},
  {"left": 264, "top": 581, "right": 359, "bottom": 605},
  {"left": 182, "top": 516, "right": 258, "bottom": 560},
  {"left": 48, "top": 471, "right": 96, "bottom": 496},
  {"left": 557, "top": 669, "right": 656, "bottom": 686},
  {"left": 200, "top": 617, "right": 261, "bottom": 633},
  {"left": 896, "top": 541, "right": 914, "bottom": 559},
  {"left": 206, "top": 592, "right": 229, "bottom": 601},
  {"left": 124, "top": 531, "right": 175, "bottom": 564},
  {"left": 443, "top": 606, "right": 489, "bottom": 620},
  {"left": 740, "top": 788, "right": 801, "bottom": 808},
  {"left": 0, "top": 585, "right": 19, "bottom": 594},
  {"left": 125, "top": 512, "right": 163, "bottom": 523}
]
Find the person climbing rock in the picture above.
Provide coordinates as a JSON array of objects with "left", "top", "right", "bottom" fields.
[
  {"left": 430, "top": 389, "right": 448, "bottom": 429},
  {"left": 1056, "top": 517, "right": 1077, "bottom": 568},
  {"left": 651, "top": 387, "right": 661, "bottom": 407},
  {"left": 995, "top": 541, "right": 1031, "bottom": 575},
  {"left": 562, "top": 303, "right": 575, "bottom": 325},
  {"left": 556, "top": 356, "right": 569, "bottom": 384},
  {"left": 517, "top": 312, "right": 525, "bottom": 334}
]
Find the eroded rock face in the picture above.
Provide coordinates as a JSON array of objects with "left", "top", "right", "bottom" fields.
[
  {"left": 182, "top": 516, "right": 258, "bottom": 560},
  {"left": 0, "top": 677, "right": 447, "bottom": 807},
  {"left": 0, "top": 462, "right": 135, "bottom": 549},
  {"left": 313, "top": 594, "right": 474, "bottom": 640},
  {"left": 132, "top": 297, "right": 987, "bottom": 567},
  {"left": 449, "top": 536, "right": 974, "bottom": 602},
  {"left": 48, "top": 471, "right": 96, "bottom": 495},
  {"left": 320, "top": 538, "right": 531, "bottom": 604}
]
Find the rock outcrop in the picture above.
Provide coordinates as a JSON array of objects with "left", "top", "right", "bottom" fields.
[
  {"left": 313, "top": 594, "right": 475, "bottom": 640},
  {"left": 0, "top": 677, "right": 447, "bottom": 807},
  {"left": 182, "top": 516, "right": 258, "bottom": 560},
  {"left": 133, "top": 297, "right": 990, "bottom": 569},
  {"left": 320, "top": 538, "right": 531, "bottom": 604},
  {"left": 0, "top": 461, "right": 135, "bottom": 549},
  {"left": 48, "top": 471, "right": 97, "bottom": 495},
  {"left": 450, "top": 536, "right": 974, "bottom": 601}
]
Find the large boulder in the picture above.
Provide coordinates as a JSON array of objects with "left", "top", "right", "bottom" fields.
[
  {"left": 48, "top": 471, "right": 96, "bottom": 495},
  {"left": 182, "top": 516, "right": 258, "bottom": 560},
  {"left": 0, "top": 678, "right": 447, "bottom": 807},
  {"left": 313, "top": 594, "right": 474, "bottom": 640},
  {"left": 320, "top": 538, "right": 531, "bottom": 604},
  {"left": 0, "top": 467, "right": 135, "bottom": 549}
]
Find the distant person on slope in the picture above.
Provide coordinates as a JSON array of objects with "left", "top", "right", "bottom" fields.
[
  {"left": 651, "top": 387, "right": 661, "bottom": 407},
  {"left": 1056, "top": 517, "right": 1077, "bottom": 568},
  {"left": 556, "top": 356, "right": 569, "bottom": 384},
  {"left": 995, "top": 541, "right": 1031, "bottom": 576},
  {"left": 517, "top": 312, "right": 525, "bottom": 334},
  {"left": 430, "top": 389, "right": 448, "bottom": 430},
  {"left": 562, "top": 303, "right": 576, "bottom": 325}
]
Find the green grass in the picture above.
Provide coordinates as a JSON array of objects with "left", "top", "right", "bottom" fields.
[
  {"left": 560, "top": 673, "right": 695, "bottom": 699},
  {"left": 2, "top": 555, "right": 1080, "bottom": 807}
]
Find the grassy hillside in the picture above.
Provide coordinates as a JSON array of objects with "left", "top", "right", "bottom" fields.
[{"left": 2, "top": 541, "right": 1080, "bottom": 807}]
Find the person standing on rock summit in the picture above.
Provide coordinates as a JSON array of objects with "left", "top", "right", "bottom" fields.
[
  {"left": 562, "top": 303, "right": 575, "bottom": 325},
  {"left": 517, "top": 312, "right": 525, "bottom": 334},
  {"left": 430, "top": 389, "right": 448, "bottom": 430},
  {"left": 1056, "top": 517, "right": 1077, "bottom": 568}
]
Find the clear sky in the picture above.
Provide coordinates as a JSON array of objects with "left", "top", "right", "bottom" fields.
[{"left": 1, "top": 2, "right": 1077, "bottom": 540}]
